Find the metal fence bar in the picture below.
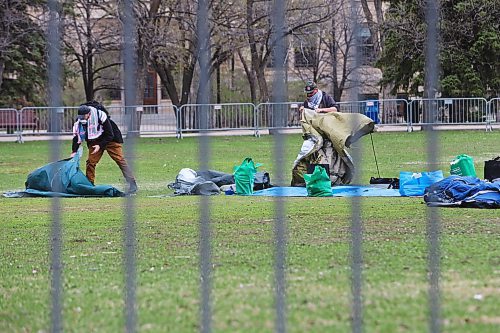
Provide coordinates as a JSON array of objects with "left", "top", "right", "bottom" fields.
[
  {"left": 271, "top": 0, "right": 288, "bottom": 331},
  {"left": 47, "top": 1, "right": 63, "bottom": 332},
  {"left": 196, "top": 1, "right": 213, "bottom": 332},
  {"left": 348, "top": 2, "right": 364, "bottom": 332},
  {"left": 425, "top": 0, "right": 442, "bottom": 332},
  {"left": 122, "top": 1, "right": 138, "bottom": 332}
]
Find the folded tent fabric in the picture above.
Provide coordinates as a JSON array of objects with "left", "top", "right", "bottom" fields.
[
  {"left": 168, "top": 168, "right": 221, "bottom": 195},
  {"left": 168, "top": 168, "right": 271, "bottom": 195},
  {"left": 19, "top": 148, "right": 123, "bottom": 197},
  {"left": 292, "top": 109, "right": 375, "bottom": 186}
]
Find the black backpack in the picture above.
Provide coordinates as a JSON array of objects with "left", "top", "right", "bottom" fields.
[{"left": 81, "top": 100, "right": 110, "bottom": 117}]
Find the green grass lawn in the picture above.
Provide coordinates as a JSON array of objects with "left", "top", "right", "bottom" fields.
[{"left": 0, "top": 131, "right": 499, "bottom": 332}]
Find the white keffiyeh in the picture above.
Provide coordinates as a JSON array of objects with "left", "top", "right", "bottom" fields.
[
  {"left": 86, "top": 106, "right": 107, "bottom": 140},
  {"left": 72, "top": 106, "right": 107, "bottom": 142},
  {"left": 306, "top": 89, "right": 323, "bottom": 110}
]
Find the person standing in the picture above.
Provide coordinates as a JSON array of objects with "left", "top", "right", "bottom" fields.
[
  {"left": 71, "top": 104, "right": 138, "bottom": 194},
  {"left": 299, "top": 80, "right": 338, "bottom": 113}
]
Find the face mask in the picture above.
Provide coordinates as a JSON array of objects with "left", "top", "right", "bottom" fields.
[{"left": 79, "top": 119, "right": 87, "bottom": 125}]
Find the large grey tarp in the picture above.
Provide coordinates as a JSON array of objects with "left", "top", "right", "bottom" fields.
[{"left": 3, "top": 149, "right": 123, "bottom": 197}]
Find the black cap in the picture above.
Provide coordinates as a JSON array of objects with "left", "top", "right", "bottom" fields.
[
  {"left": 78, "top": 105, "right": 91, "bottom": 115},
  {"left": 304, "top": 80, "right": 317, "bottom": 93}
]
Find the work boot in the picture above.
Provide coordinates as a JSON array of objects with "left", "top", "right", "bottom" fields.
[{"left": 127, "top": 180, "right": 138, "bottom": 194}]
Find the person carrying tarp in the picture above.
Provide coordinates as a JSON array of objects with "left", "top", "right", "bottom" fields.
[
  {"left": 299, "top": 80, "right": 338, "bottom": 114},
  {"left": 71, "top": 103, "right": 138, "bottom": 194},
  {"left": 291, "top": 95, "right": 375, "bottom": 187}
]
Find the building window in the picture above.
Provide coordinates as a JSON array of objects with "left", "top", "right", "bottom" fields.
[
  {"left": 108, "top": 88, "right": 121, "bottom": 100},
  {"left": 144, "top": 73, "right": 156, "bottom": 98},
  {"left": 294, "top": 46, "right": 317, "bottom": 68},
  {"left": 358, "top": 25, "right": 376, "bottom": 66}
]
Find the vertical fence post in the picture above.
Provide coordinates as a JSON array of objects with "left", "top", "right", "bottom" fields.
[
  {"left": 424, "top": 1, "right": 442, "bottom": 332},
  {"left": 47, "top": 1, "right": 63, "bottom": 332},
  {"left": 197, "top": 1, "right": 213, "bottom": 332},
  {"left": 271, "top": 1, "right": 288, "bottom": 332},
  {"left": 122, "top": 1, "right": 138, "bottom": 332},
  {"left": 348, "top": 2, "right": 364, "bottom": 333}
]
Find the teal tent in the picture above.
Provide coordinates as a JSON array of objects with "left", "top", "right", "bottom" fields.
[{"left": 5, "top": 149, "right": 123, "bottom": 197}]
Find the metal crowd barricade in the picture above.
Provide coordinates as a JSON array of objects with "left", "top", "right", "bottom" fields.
[
  {"left": 337, "top": 99, "right": 411, "bottom": 131},
  {"left": 487, "top": 98, "right": 500, "bottom": 131},
  {"left": 18, "top": 107, "right": 79, "bottom": 141},
  {"left": 408, "top": 98, "right": 489, "bottom": 130},
  {"left": 255, "top": 102, "right": 302, "bottom": 134},
  {"left": 0, "top": 108, "right": 21, "bottom": 141},
  {"left": 105, "top": 104, "right": 179, "bottom": 137},
  {"left": 178, "top": 103, "right": 256, "bottom": 138}
]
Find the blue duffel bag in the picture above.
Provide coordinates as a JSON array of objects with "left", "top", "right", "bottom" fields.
[{"left": 399, "top": 170, "right": 444, "bottom": 196}]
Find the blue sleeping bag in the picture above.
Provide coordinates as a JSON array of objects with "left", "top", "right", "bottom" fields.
[{"left": 424, "top": 176, "right": 500, "bottom": 208}]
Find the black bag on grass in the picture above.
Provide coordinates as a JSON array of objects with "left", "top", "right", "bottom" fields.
[
  {"left": 370, "top": 177, "right": 399, "bottom": 189},
  {"left": 253, "top": 172, "right": 272, "bottom": 190},
  {"left": 484, "top": 156, "right": 500, "bottom": 182}
]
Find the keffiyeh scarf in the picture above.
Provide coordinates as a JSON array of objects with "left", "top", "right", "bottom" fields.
[
  {"left": 72, "top": 106, "right": 107, "bottom": 142},
  {"left": 306, "top": 89, "right": 323, "bottom": 110}
]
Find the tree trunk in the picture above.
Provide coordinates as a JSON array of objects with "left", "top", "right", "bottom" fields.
[
  {"left": 0, "top": 60, "right": 4, "bottom": 91},
  {"left": 360, "top": 0, "right": 381, "bottom": 57},
  {"left": 154, "top": 63, "right": 180, "bottom": 106},
  {"left": 255, "top": 65, "right": 269, "bottom": 102},
  {"left": 246, "top": 0, "right": 269, "bottom": 102},
  {"left": 374, "top": 0, "right": 384, "bottom": 50},
  {"left": 238, "top": 50, "right": 257, "bottom": 103}
]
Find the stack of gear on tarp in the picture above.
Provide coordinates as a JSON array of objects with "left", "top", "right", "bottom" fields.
[
  {"left": 3, "top": 149, "right": 124, "bottom": 198},
  {"left": 424, "top": 176, "right": 500, "bottom": 209},
  {"left": 168, "top": 167, "right": 271, "bottom": 196},
  {"left": 291, "top": 108, "right": 375, "bottom": 187}
]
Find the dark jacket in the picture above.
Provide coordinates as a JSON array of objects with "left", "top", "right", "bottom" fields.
[
  {"left": 72, "top": 112, "right": 123, "bottom": 153},
  {"left": 303, "top": 91, "right": 337, "bottom": 110}
]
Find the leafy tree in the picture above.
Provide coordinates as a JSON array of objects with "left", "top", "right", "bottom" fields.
[
  {"left": 378, "top": 0, "right": 500, "bottom": 97},
  {"left": 0, "top": 0, "right": 46, "bottom": 106}
]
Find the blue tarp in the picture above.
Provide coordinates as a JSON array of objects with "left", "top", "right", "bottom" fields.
[
  {"left": 3, "top": 149, "right": 124, "bottom": 198},
  {"left": 252, "top": 186, "right": 401, "bottom": 197}
]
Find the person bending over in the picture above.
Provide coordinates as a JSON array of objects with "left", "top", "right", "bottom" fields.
[{"left": 71, "top": 104, "right": 138, "bottom": 194}]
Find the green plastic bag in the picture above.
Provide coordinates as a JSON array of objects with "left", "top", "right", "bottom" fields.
[
  {"left": 304, "top": 165, "right": 332, "bottom": 197},
  {"left": 233, "top": 157, "right": 262, "bottom": 195},
  {"left": 450, "top": 154, "right": 476, "bottom": 177}
]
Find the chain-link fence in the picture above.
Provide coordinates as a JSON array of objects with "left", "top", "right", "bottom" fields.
[{"left": 7, "top": 0, "right": 497, "bottom": 332}]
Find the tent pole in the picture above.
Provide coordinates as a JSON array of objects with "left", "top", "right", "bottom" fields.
[{"left": 370, "top": 133, "right": 381, "bottom": 178}]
